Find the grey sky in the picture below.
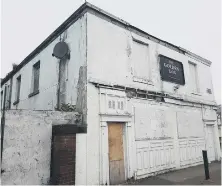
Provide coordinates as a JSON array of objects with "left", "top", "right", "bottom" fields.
[{"left": 1, "top": 0, "right": 221, "bottom": 103}]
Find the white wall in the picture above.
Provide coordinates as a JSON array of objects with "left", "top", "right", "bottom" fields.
[
  {"left": 86, "top": 12, "right": 219, "bottom": 184},
  {"left": 1, "top": 14, "right": 87, "bottom": 111},
  {"left": 85, "top": 81, "right": 219, "bottom": 183},
  {"left": 1, "top": 110, "right": 79, "bottom": 185},
  {"left": 87, "top": 13, "right": 215, "bottom": 105}
]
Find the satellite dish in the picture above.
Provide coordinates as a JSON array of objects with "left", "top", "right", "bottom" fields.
[{"left": 52, "top": 41, "right": 69, "bottom": 59}]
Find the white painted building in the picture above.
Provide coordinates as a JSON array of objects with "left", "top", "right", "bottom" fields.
[{"left": 1, "top": 3, "right": 221, "bottom": 185}]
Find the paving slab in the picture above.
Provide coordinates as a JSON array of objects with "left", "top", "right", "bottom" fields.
[{"left": 124, "top": 161, "right": 221, "bottom": 185}]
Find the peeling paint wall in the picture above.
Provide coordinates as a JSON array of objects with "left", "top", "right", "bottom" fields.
[
  {"left": 85, "top": 12, "right": 219, "bottom": 184},
  {"left": 2, "top": 14, "right": 87, "bottom": 113},
  {"left": 1, "top": 110, "right": 80, "bottom": 185},
  {"left": 57, "top": 58, "right": 68, "bottom": 108},
  {"left": 87, "top": 12, "right": 216, "bottom": 105},
  {"left": 84, "top": 82, "right": 220, "bottom": 184},
  {"left": 76, "top": 66, "right": 87, "bottom": 125}
]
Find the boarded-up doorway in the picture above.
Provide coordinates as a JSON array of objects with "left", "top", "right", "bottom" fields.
[{"left": 108, "top": 123, "right": 125, "bottom": 185}]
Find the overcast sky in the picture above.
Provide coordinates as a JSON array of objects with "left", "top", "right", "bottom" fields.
[{"left": 1, "top": 0, "right": 221, "bottom": 103}]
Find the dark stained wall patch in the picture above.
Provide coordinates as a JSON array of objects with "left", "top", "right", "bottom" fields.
[{"left": 159, "top": 55, "right": 185, "bottom": 85}]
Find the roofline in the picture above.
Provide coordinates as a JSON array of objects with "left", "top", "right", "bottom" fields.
[
  {"left": 1, "top": 2, "right": 212, "bottom": 86},
  {"left": 1, "top": 2, "right": 88, "bottom": 86},
  {"left": 86, "top": 3, "right": 212, "bottom": 66}
]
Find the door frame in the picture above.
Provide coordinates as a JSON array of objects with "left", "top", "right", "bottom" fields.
[
  {"left": 99, "top": 114, "right": 132, "bottom": 185},
  {"left": 205, "top": 124, "right": 216, "bottom": 162}
]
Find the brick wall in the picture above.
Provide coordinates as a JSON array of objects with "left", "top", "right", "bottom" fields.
[{"left": 53, "top": 135, "right": 76, "bottom": 185}]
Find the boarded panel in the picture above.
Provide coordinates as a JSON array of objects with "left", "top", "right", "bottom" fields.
[
  {"left": 108, "top": 124, "right": 124, "bottom": 161},
  {"left": 109, "top": 160, "right": 125, "bottom": 185},
  {"left": 132, "top": 40, "right": 149, "bottom": 79},
  {"left": 179, "top": 138, "right": 205, "bottom": 167},
  {"left": 134, "top": 102, "right": 174, "bottom": 140},
  {"left": 177, "top": 109, "right": 204, "bottom": 138},
  {"left": 108, "top": 123, "right": 125, "bottom": 184},
  {"left": 136, "top": 140, "right": 176, "bottom": 177}
]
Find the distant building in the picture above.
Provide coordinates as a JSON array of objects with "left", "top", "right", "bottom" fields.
[{"left": 1, "top": 2, "right": 221, "bottom": 185}]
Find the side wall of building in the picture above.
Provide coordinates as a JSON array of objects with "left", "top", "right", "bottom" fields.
[{"left": 1, "top": 14, "right": 87, "bottom": 113}]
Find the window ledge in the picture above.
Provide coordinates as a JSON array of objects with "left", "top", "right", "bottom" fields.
[
  {"left": 191, "top": 92, "right": 201, "bottom": 96},
  {"left": 28, "top": 90, "right": 39, "bottom": 98},
  {"left": 13, "top": 100, "right": 19, "bottom": 105}
]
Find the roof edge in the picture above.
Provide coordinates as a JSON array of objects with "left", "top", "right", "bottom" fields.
[
  {"left": 1, "top": 2, "right": 88, "bottom": 86},
  {"left": 86, "top": 3, "right": 212, "bottom": 66},
  {"left": 1, "top": 2, "right": 212, "bottom": 86}
]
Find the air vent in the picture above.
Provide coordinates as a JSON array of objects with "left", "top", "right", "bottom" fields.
[{"left": 206, "top": 88, "right": 212, "bottom": 94}]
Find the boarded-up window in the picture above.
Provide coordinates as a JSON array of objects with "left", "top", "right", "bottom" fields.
[
  {"left": 1, "top": 90, "right": 3, "bottom": 109},
  {"left": 189, "top": 62, "right": 198, "bottom": 93},
  {"left": 132, "top": 39, "right": 149, "bottom": 80},
  {"left": 32, "top": 61, "right": 40, "bottom": 93},
  {"left": 5, "top": 85, "right": 10, "bottom": 109},
  {"left": 15, "top": 75, "right": 21, "bottom": 102}
]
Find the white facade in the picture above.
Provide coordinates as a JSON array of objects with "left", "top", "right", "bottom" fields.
[
  {"left": 1, "top": 3, "right": 220, "bottom": 185},
  {"left": 1, "top": 14, "right": 87, "bottom": 111},
  {"left": 80, "top": 11, "right": 220, "bottom": 185}
]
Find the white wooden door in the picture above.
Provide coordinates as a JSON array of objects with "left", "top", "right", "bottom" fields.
[{"left": 206, "top": 126, "right": 216, "bottom": 162}]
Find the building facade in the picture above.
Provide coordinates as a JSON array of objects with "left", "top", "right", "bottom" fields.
[
  {"left": 1, "top": 3, "right": 221, "bottom": 185},
  {"left": 216, "top": 105, "right": 221, "bottom": 153}
]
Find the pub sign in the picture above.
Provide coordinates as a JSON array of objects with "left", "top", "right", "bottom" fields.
[{"left": 159, "top": 55, "right": 185, "bottom": 85}]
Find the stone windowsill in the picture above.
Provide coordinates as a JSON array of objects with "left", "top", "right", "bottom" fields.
[
  {"left": 28, "top": 90, "right": 40, "bottom": 98},
  {"left": 13, "top": 100, "right": 19, "bottom": 105}
]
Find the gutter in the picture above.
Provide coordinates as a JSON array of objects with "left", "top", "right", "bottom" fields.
[
  {"left": 1, "top": 3, "right": 212, "bottom": 86},
  {"left": 1, "top": 3, "right": 88, "bottom": 86}
]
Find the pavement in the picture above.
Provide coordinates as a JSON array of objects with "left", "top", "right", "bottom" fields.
[{"left": 124, "top": 161, "right": 221, "bottom": 185}]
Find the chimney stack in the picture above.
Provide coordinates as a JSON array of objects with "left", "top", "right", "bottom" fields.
[{"left": 12, "top": 63, "right": 18, "bottom": 70}]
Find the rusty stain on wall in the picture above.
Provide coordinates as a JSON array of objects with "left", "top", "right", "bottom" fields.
[
  {"left": 126, "top": 41, "right": 132, "bottom": 57},
  {"left": 58, "top": 58, "right": 68, "bottom": 108},
  {"left": 76, "top": 66, "right": 87, "bottom": 125}
]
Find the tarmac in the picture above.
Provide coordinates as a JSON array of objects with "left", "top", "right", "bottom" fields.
[{"left": 124, "top": 161, "right": 221, "bottom": 185}]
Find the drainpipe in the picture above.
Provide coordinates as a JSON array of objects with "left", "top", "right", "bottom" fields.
[
  {"left": 1, "top": 85, "right": 7, "bottom": 163},
  {"left": 57, "top": 60, "right": 61, "bottom": 110}
]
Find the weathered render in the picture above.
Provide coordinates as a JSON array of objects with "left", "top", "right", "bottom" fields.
[
  {"left": 83, "top": 10, "right": 220, "bottom": 184},
  {"left": 1, "top": 110, "right": 81, "bottom": 185},
  {"left": 0, "top": 3, "right": 220, "bottom": 185},
  {"left": 1, "top": 13, "right": 87, "bottom": 113}
]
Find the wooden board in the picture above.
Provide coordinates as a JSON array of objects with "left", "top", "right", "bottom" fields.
[{"left": 108, "top": 123, "right": 125, "bottom": 184}]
